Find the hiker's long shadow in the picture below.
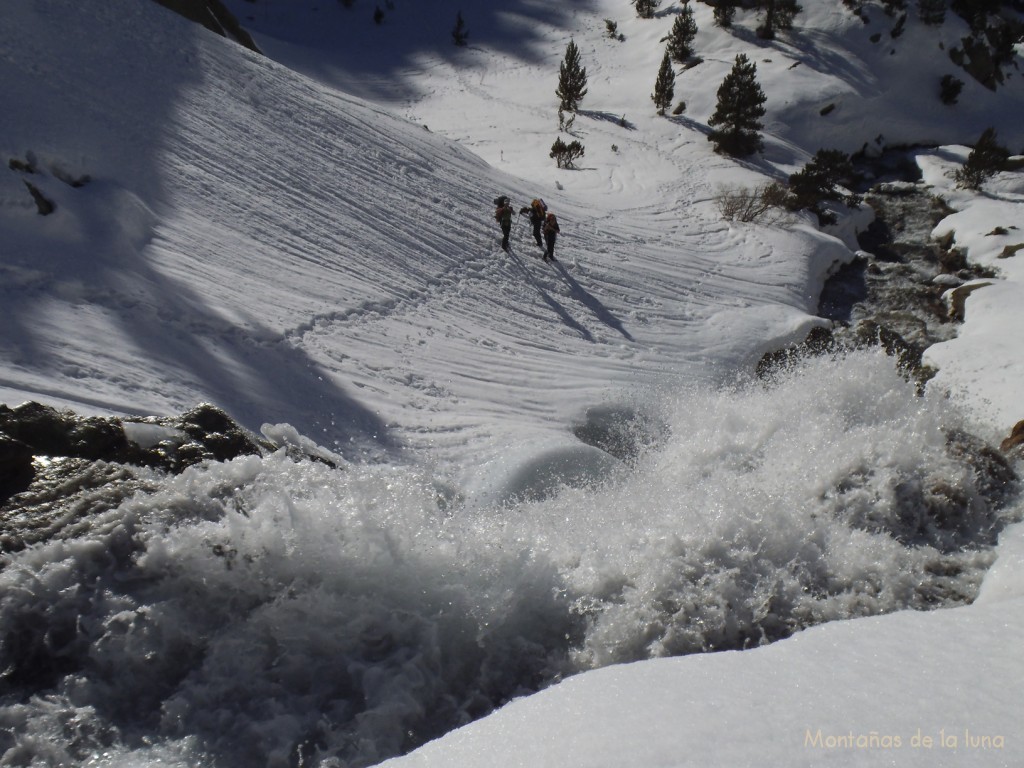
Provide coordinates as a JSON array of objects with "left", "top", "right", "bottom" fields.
[
  {"left": 551, "top": 262, "right": 634, "bottom": 342},
  {"left": 505, "top": 248, "right": 594, "bottom": 342}
]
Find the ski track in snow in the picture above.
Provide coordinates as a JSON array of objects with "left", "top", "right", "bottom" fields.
[
  {"left": 0, "top": 0, "right": 913, "bottom": 475},
  {"left": 109, "top": 29, "right": 824, "bottom": 469},
  {"left": 5, "top": 3, "right": 1024, "bottom": 767}
]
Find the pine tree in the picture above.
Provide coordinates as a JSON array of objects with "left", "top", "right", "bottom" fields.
[
  {"left": 550, "top": 137, "right": 586, "bottom": 169},
  {"left": 776, "top": 0, "right": 802, "bottom": 28},
  {"left": 757, "top": 0, "right": 801, "bottom": 39},
  {"left": 556, "top": 39, "right": 589, "bottom": 113},
  {"left": 939, "top": 73, "right": 963, "bottom": 104},
  {"left": 954, "top": 127, "right": 1010, "bottom": 190},
  {"left": 951, "top": 0, "right": 998, "bottom": 30},
  {"left": 652, "top": 52, "right": 676, "bottom": 115},
  {"left": 713, "top": 0, "right": 737, "bottom": 28},
  {"left": 787, "top": 149, "right": 860, "bottom": 223},
  {"left": 917, "top": 0, "right": 946, "bottom": 25},
  {"left": 633, "top": 0, "right": 660, "bottom": 19},
  {"left": 667, "top": 5, "right": 698, "bottom": 63},
  {"left": 452, "top": 11, "right": 469, "bottom": 46},
  {"left": 707, "top": 54, "right": 767, "bottom": 156}
]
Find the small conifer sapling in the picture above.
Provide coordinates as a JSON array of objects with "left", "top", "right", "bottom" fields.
[
  {"left": 633, "top": 0, "right": 660, "bottom": 19},
  {"left": 452, "top": 11, "right": 469, "bottom": 46},
  {"left": 556, "top": 39, "right": 589, "bottom": 113},
  {"left": 954, "top": 127, "right": 1010, "bottom": 190},
  {"left": 667, "top": 5, "right": 698, "bottom": 62},
  {"left": 550, "top": 137, "right": 586, "bottom": 169},
  {"left": 652, "top": 52, "right": 676, "bottom": 115}
]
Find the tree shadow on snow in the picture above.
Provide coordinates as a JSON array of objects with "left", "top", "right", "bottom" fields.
[
  {"left": 667, "top": 114, "right": 712, "bottom": 136},
  {"left": 227, "top": 0, "right": 604, "bottom": 104},
  {"left": 0, "top": 6, "right": 395, "bottom": 460}
]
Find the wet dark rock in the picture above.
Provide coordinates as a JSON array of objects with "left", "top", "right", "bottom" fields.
[
  {"left": 826, "top": 428, "right": 1017, "bottom": 554},
  {"left": 0, "top": 459, "right": 158, "bottom": 555},
  {"left": 1002, "top": 421, "right": 1024, "bottom": 457},
  {"left": 756, "top": 319, "right": 936, "bottom": 394},
  {"left": 0, "top": 402, "right": 273, "bottom": 511},
  {"left": 946, "top": 428, "right": 1018, "bottom": 506},
  {"left": 756, "top": 325, "right": 838, "bottom": 380},
  {"left": 174, "top": 403, "right": 267, "bottom": 463},
  {"left": 0, "top": 433, "right": 34, "bottom": 503},
  {"left": 850, "top": 319, "right": 935, "bottom": 389},
  {"left": 0, "top": 402, "right": 130, "bottom": 462}
]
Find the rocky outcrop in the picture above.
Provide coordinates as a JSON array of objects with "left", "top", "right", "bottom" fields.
[
  {"left": 945, "top": 281, "right": 993, "bottom": 321},
  {"left": 0, "top": 433, "right": 34, "bottom": 504},
  {"left": 756, "top": 321, "right": 935, "bottom": 394},
  {"left": 0, "top": 401, "right": 271, "bottom": 510},
  {"left": 1002, "top": 421, "right": 1024, "bottom": 457},
  {"left": 760, "top": 171, "right": 1024, "bottom": 458},
  {"left": 0, "top": 402, "right": 361, "bottom": 553}
]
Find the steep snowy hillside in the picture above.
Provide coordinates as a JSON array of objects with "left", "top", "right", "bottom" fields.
[
  {"left": 1, "top": 0, "right": 853, "bottom": 489},
  {"left": 224, "top": 0, "right": 1024, "bottom": 190},
  {"left": 3, "top": 2, "right": 1024, "bottom": 767}
]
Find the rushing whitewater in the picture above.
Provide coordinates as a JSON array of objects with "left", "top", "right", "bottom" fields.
[{"left": 1, "top": 350, "right": 1017, "bottom": 768}]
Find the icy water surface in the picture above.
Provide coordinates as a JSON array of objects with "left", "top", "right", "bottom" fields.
[{"left": 0, "top": 350, "right": 1019, "bottom": 767}]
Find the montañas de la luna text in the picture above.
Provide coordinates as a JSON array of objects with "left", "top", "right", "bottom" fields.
[{"left": 804, "top": 729, "right": 1005, "bottom": 750}]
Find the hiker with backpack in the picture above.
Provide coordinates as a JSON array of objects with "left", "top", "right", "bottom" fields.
[
  {"left": 519, "top": 198, "right": 547, "bottom": 247},
  {"left": 543, "top": 211, "right": 560, "bottom": 262},
  {"left": 494, "top": 196, "right": 514, "bottom": 251}
]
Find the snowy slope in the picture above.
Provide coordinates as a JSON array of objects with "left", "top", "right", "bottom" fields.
[
  {"left": 226, "top": 0, "right": 1024, "bottom": 190},
  {"left": 384, "top": 587, "right": 1024, "bottom": 768},
  {"left": 1, "top": 0, "right": 854, "bottom": 489},
  {"left": 3, "top": 1, "right": 1024, "bottom": 767}
]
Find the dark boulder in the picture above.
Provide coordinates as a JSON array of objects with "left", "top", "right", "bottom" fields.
[
  {"left": 0, "top": 402, "right": 131, "bottom": 461},
  {"left": 0, "top": 432, "right": 35, "bottom": 504},
  {"left": 756, "top": 325, "right": 838, "bottom": 379},
  {"left": 0, "top": 401, "right": 274, "bottom": 552},
  {"left": 0, "top": 401, "right": 271, "bottom": 490},
  {"left": 756, "top": 320, "right": 936, "bottom": 394},
  {"left": 1001, "top": 420, "right": 1024, "bottom": 457},
  {"left": 124, "top": 403, "right": 271, "bottom": 472}
]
